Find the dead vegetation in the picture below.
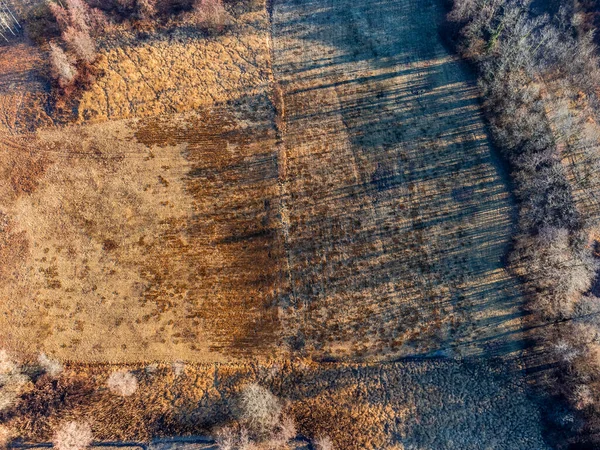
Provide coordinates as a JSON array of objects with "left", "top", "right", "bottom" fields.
[
  {"left": 272, "top": 0, "right": 524, "bottom": 359},
  {"left": 447, "top": 0, "right": 600, "bottom": 445},
  {"left": 53, "top": 421, "right": 93, "bottom": 450},
  {"left": 0, "top": 0, "right": 559, "bottom": 446},
  {"left": 0, "top": 360, "right": 547, "bottom": 450}
]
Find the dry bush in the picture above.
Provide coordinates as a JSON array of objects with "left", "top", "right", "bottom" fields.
[
  {"left": 216, "top": 426, "right": 251, "bottom": 450},
  {"left": 553, "top": 339, "right": 580, "bottom": 364},
  {"left": 192, "top": 0, "right": 230, "bottom": 32},
  {"left": 574, "top": 384, "right": 595, "bottom": 410},
  {"left": 274, "top": 415, "right": 296, "bottom": 443},
  {"left": 217, "top": 415, "right": 295, "bottom": 449},
  {"left": 215, "top": 427, "right": 236, "bottom": 450},
  {"left": 38, "top": 352, "right": 63, "bottom": 377},
  {"left": 62, "top": 26, "right": 96, "bottom": 63},
  {"left": 313, "top": 436, "right": 334, "bottom": 450},
  {"left": 53, "top": 421, "right": 93, "bottom": 450},
  {"left": 145, "top": 363, "right": 158, "bottom": 375},
  {"left": 239, "top": 383, "right": 282, "bottom": 436},
  {"left": 172, "top": 360, "right": 185, "bottom": 377},
  {"left": 49, "top": 42, "right": 77, "bottom": 87},
  {"left": 136, "top": 0, "right": 158, "bottom": 20},
  {"left": 107, "top": 370, "right": 138, "bottom": 396},
  {"left": 0, "top": 425, "right": 13, "bottom": 447}
]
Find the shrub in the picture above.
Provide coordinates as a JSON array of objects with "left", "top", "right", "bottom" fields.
[
  {"left": 53, "top": 421, "right": 93, "bottom": 450},
  {"left": 49, "top": 42, "right": 77, "bottom": 87},
  {"left": 192, "top": 0, "right": 229, "bottom": 32},
  {"left": 238, "top": 383, "right": 282, "bottom": 436},
  {"left": 215, "top": 426, "right": 251, "bottom": 450},
  {"left": 574, "top": 384, "right": 595, "bottom": 410},
  {"left": 38, "top": 352, "right": 63, "bottom": 377},
  {"left": 314, "top": 436, "right": 334, "bottom": 450},
  {"left": 107, "top": 370, "right": 138, "bottom": 396},
  {"left": 215, "top": 427, "right": 236, "bottom": 450},
  {"left": 275, "top": 415, "right": 297, "bottom": 443},
  {"left": 62, "top": 26, "right": 96, "bottom": 63},
  {"left": 172, "top": 360, "right": 185, "bottom": 377}
]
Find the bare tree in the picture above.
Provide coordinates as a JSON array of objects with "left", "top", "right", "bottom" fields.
[
  {"left": 49, "top": 42, "right": 77, "bottom": 87},
  {"left": 62, "top": 26, "right": 96, "bottom": 63},
  {"left": 238, "top": 383, "right": 282, "bottom": 436},
  {"left": 107, "top": 370, "right": 138, "bottom": 396},
  {"left": 65, "top": 0, "right": 91, "bottom": 32},
  {"left": 49, "top": 2, "right": 70, "bottom": 29},
  {"left": 53, "top": 421, "right": 93, "bottom": 450},
  {"left": 448, "top": 0, "right": 600, "bottom": 440}
]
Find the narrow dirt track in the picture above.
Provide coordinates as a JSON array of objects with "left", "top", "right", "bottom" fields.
[{"left": 272, "top": 0, "right": 524, "bottom": 358}]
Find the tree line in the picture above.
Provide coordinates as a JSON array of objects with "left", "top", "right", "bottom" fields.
[{"left": 448, "top": 0, "right": 600, "bottom": 446}]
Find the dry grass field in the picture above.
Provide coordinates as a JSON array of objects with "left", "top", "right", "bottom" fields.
[
  {"left": 0, "top": 4, "right": 282, "bottom": 363},
  {"left": 0, "top": 0, "right": 524, "bottom": 363},
  {"left": 77, "top": 6, "right": 272, "bottom": 122},
  {"left": 6, "top": 359, "right": 549, "bottom": 450},
  {"left": 273, "top": 0, "right": 523, "bottom": 359},
  {"left": 0, "top": 0, "right": 552, "bottom": 447}
]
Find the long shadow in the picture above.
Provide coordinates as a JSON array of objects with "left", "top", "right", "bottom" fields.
[{"left": 271, "top": 0, "right": 525, "bottom": 360}]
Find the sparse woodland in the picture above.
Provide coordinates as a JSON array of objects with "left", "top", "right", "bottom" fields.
[
  {"left": 21, "top": 0, "right": 231, "bottom": 94},
  {"left": 447, "top": 0, "right": 600, "bottom": 445}
]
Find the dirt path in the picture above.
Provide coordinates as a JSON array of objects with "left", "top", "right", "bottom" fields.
[{"left": 272, "top": 0, "right": 525, "bottom": 359}]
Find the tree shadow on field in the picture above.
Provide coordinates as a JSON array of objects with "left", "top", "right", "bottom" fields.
[
  {"left": 271, "top": 0, "right": 526, "bottom": 359},
  {"left": 260, "top": 359, "right": 549, "bottom": 449}
]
